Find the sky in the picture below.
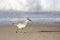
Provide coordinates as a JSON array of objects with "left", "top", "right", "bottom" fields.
[
  {"left": 0, "top": 0, "right": 60, "bottom": 12},
  {"left": 40, "top": 0, "right": 60, "bottom": 11}
]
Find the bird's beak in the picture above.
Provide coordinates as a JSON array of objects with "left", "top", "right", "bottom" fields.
[{"left": 30, "top": 20, "right": 32, "bottom": 21}]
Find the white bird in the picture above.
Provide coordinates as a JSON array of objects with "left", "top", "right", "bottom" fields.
[{"left": 14, "top": 18, "right": 32, "bottom": 33}]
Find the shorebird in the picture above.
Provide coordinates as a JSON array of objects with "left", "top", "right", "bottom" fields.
[{"left": 14, "top": 18, "right": 32, "bottom": 33}]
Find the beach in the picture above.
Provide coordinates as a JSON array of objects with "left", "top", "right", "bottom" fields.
[{"left": 0, "top": 25, "right": 60, "bottom": 40}]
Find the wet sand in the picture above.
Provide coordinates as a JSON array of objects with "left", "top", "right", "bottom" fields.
[{"left": 0, "top": 25, "right": 60, "bottom": 40}]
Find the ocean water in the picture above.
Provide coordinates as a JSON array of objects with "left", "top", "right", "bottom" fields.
[{"left": 0, "top": 11, "right": 60, "bottom": 25}]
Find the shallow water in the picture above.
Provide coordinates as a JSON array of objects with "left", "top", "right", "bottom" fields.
[{"left": 0, "top": 11, "right": 60, "bottom": 25}]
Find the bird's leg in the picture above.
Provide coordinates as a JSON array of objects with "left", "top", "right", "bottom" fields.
[
  {"left": 21, "top": 28, "right": 26, "bottom": 33},
  {"left": 21, "top": 28, "right": 25, "bottom": 33},
  {"left": 22, "top": 28, "right": 23, "bottom": 30},
  {"left": 16, "top": 27, "right": 18, "bottom": 33}
]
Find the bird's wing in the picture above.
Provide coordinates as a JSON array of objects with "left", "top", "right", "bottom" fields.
[{"left": 17, "top": 20, "right": 26, "bottom": 24}]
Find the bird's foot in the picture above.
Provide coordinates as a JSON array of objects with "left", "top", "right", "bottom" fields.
[
  {"left": 16, "top": 31, "right": 18, "bottom": 33},
  {"left": 22, "top": 28, "right": 24, "bottom": 30}
]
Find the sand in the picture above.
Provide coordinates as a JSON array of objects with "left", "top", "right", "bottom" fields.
[{"left": 0, "top": 25, "right": 60, "bottom": 40}]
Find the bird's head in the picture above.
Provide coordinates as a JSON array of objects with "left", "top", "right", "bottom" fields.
[{"left": 26, "top": 17, "right": 32, "bottom": 21}]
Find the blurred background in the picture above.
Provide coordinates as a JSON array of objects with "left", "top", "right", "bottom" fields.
[{"left": 0, "top": 0, "right": 60, "bottom": 25}]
